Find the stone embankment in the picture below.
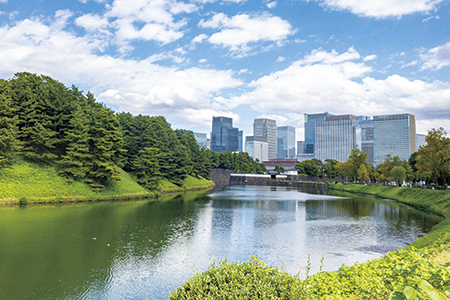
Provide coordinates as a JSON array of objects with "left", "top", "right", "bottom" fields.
[{"left": 209, "top": 169, "right": 330, "bottom": 193}]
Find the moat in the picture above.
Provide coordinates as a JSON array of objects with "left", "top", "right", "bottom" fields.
[{"left": 0, "top": 185, "right": 441, "bottom": 299}]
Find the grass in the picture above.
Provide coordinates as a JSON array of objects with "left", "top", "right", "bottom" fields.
[
  {"left": 160, "top": 175, "right": 215, "bottom": 193},
  {"left": 0, "top": 158, "right": 215, "bottom": 205},
  {"left": 0, "top": 157, "right": 154, "bottom": 205}
]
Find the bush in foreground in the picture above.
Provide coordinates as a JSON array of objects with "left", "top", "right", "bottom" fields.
[{"left": 170, "top": 256, "right": 303, "bottom": 300}]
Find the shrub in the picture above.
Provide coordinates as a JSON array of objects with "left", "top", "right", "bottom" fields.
[{"left": 170, "top": 256, "right": 303, "bottom": 300}]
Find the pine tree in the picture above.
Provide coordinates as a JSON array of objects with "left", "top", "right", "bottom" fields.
[
  {"left": 85, "top": 100, "right": 123, "bottom": 191},
  {"left": 0, "top": 79, "right": 21, "bottom": 167},
  {"left": 58, "top": 105, "right": 92, "bottom": 181},
  {"left": 132, "top": 147, "right": 161, "bottom": 190}
]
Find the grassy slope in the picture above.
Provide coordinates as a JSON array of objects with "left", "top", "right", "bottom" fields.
[
  {"left": 159, "top": 175, "right": 215, "bottom": 193},
  {"left": 0, "top": 158, "right": 215, "bottom": 205},
  {"left": 0, "top": 158, "right": 153, "bottom": 204}
]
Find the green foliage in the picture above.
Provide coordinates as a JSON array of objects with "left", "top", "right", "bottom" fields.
[
  {"left": 295, "top": 159, "right": 323, "bottom": 176},
  {"left": 274, "top": 165, "right": 285, "bottom": 174},
  {"left": 170, "top": 256, "right": 302, "bottom": 300},
  {"left": 390, "top": 166, "right": 406, "bottom": 186},
  {"left": 133, "top": 147, "right": 161, "bottom": 190},
  {"left": 357, "top": 164, "right": 369, "bottom": 182},
  {"left": 346, "top": 148, "right": 369, "bottom": 180},
  {"left": 416, "top": 128, "right": 450, "bottom": 185}
]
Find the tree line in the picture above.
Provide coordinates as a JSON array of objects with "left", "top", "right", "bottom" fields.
[
  {"left": 296, "top": 128, "right": 450, "bottom": 186},
  {"left": 0, "top": 72, "right": 266, "bottom": 191}
]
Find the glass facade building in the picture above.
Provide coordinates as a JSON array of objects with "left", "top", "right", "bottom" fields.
[
  {"left": 245, "top": 136, "right": 268, "bottom": 162},
  {"left": 253, "top": 118, "right": 277, "bottom": 159},
  {"left": 210, "top": 116, "right": 241, "bottom": 152},
  {"left": 314, "top": 115, "right": 361, "bottom": 162},
  {"left": 304, "top": 112, "right": 334, "bottom": 154},
  {"left": 373, "top": 114, "right": 416, "bottom": 164},
  {"left": 277, "top": 126, "right": 296, "bottom": 159},
  {"left": 358, "top": 116, "right": 374, "bottom": 164}
]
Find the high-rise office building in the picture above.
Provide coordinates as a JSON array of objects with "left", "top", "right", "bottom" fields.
[
  {"left": 416, "top": 133, "right": 426, "bottom": 151},
  {"left": 297, "top": 141, "right": 305, "bottom": 156},
  {"left": 358, "top": 116, "right": 374, "bottom": 163},
  {"left": 304, "top": 112, "right": 334, "bottom": 154},
  {"left": 277, "top": 126, "right": 296, "bottom": 158},
  {"left": 373, "top": 113, "right": 416, "bottom": 164},
  {"left": 210, "top": 116, "right": 241, "bottom": 153},
  {"left": 314, "top": 115, "right": 361, "bottom": 162},
  {"left": 183, "top": 130, "right": 208, "bottom": 149},
  {"left": 253, "top": 118, "right": 277, "bottom": 159},
  {"left": 245, "top": 136, "right": 269, "bottom": 162}
]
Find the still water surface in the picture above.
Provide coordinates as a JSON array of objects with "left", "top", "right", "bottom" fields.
[{"left": 0, "top": 185, "right": 442, "bottom": 299}]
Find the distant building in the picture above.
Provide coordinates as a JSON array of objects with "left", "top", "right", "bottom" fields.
[
  {"left": 314, "top": 114, "right": 361, "bottom": 162},
  {"left": 210, "top": 116, "right": 242, "bottom": 152},
  {"left": 183, "top": 130, "right": 208, "bottom": 149},
  {"left": 298, "top": 153, "right": 314, "bottom": 162},
  {"left": 245, "top": 136, "right": 268, "bottom": 162},
  {"left": 416, "top": 133, "right": 426, "bottom": 151},
  {"left": 304, "top": 112, "right": 334, "bottom": 154},
  {"left": 297, "top": 141, "right": 305, "bottom": 156},
  {"left": 358, "top": 116, "right": 374, "bottom": 163},
  {"left": 277, "top": 126, "right": 296, "bottom": 159},
  {"left": 373, "top": 113, "right": 416, "bottom": 164},
  {"left": 253, "top": 118, "right": 277, "bottom": 159},
  {"left": 263, "top": 158, "right": 300, "bottom": 172}
]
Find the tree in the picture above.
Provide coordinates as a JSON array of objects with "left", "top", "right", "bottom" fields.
[
  {"left": 132, "top": 147, "right": 161, "bottom": 190},
  {"left": 323, "top": 159, "right": 339, "bottom": 178},
  {"left": 274, "top": 165, "right": 285, "bottom": 174},
  {"left": 357, "top": 164, "right": 369, "bottom": 182},
  {"left": 390, "top": 166, "right": 406, "bottom": 186},
  {"left": 346, "top": 149, "right": 369, "bottom": 180},
  {"left": 0, "top": 79, "right": 21, "bottom": 167},
  {"left": 295, "top": 159, "right": 323, "bottom": 176},
  {"left": 58, "top": 105, "right": 92, "bottom": 181},
  {"left": 416, "top": 128, "right": 450, "bottom": 185}
]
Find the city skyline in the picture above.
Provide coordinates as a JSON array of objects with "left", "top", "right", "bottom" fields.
[{"left": 0, "top": 0, "right": 449, "bottom": 140}]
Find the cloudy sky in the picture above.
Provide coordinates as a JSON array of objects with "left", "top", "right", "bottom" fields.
[{"left": 1, "top": 0, "right": 450, "bottom": 140}]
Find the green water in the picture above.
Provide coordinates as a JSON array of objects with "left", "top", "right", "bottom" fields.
[{"left": 0, "top": 186, "right": 442, "bottom": 299}]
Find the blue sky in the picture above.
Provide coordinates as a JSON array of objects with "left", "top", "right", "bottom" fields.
[{"left": 1, "top": 0, "right": 450, "bottom": 141}]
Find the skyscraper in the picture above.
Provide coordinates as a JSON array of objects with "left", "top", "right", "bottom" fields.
[
  {"left": 304, "top": 112, "right": 334, "bottom": 154},
  {"left": 277, "top": 126, "right": 296, "bottom": 159},
  {"left": 314, "top": 115, "right": 361, "bottom": 162},
  {"left": 358, "top": 116, "right": 374, "bottom": 163},
  {"left": 245, "top": 136, "right": 269, "bottom": 162},
  {"left": 210, "top": 116, "right": 241, "bottom": 153},
  {"left": 253, "top": 118, "right": 277, "bottom": 159},
  {"left": 373, "top": 113, "right": 416, "bottom": 164}
]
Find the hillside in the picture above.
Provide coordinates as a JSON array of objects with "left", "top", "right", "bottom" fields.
[{"left": 0, "top": 157, "right": 154, "bottom": 205}]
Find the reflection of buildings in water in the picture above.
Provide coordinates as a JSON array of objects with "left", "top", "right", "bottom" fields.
[{"left": 253, "top": 200, "right": 299, "bottom": 226}]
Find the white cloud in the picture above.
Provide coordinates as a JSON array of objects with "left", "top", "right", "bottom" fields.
[
  {"left": 363, "top": 54, "right": 377, "bottom": 62},
  {"left": 267, "top": 1, "right": 277, "bottom": 8},
  {"left": 192, "top": 33, "right": 209, "bottom": 44},
  {"left": 276, "top": 56, "right": 285, "bottom": 62},
  {"left": 199, "top": 12, "right": 295, "bottom": 54},
  {"left": 0, "top": 15, "right": 243, "bottom": 128},
  {"left": 308, "top": 0, "right": 443, "bottom": 18},
  {"left": 231, "top": 47, "right": 450, "bottom": 127},
  {"left": 100, "top": 0, "right": 199, "bottom": 51},
  {"left": 420, "top": 42, "right": 450, "bottom": 70},
  {"left": 0, "top": 0, "right": 8, "bottom": 3},
  {"left": 75, "top": 13, "right": 109, "bottom": 31}
]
